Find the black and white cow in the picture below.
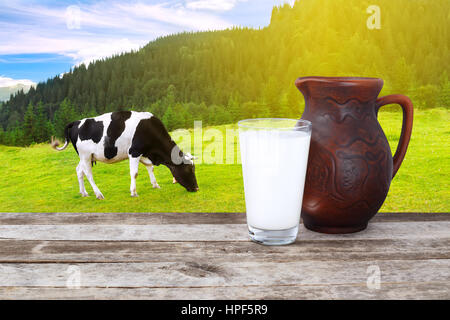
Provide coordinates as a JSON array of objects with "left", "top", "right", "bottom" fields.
[{"left": 51, "top": 111, "right": 198, "bottom": 199}]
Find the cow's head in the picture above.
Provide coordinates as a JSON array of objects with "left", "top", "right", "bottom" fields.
[{"left": 168, "top": 152, "right": 199, "bottom": 192}]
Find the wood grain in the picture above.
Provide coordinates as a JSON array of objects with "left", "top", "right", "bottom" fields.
[
  {"left": 1, "top": 259, "right": 449, "bottom": 287},
  {"left": 0, "top": 212, "right": 247, "bottom": 225},
  {"left": 1, "top": 282, "right": 449, "bottom": 300},
  {"left": 0, "top": 212, "right": 448, "bottom": 300},
  {"left": 0, "top": 212, "right": 448, "bottom": 225},
  {"left": 0, "top": 221, "right": 448, "bottom": 241},
  {"left": 1, "top": 238, "right": 449, "bottom": 263}
]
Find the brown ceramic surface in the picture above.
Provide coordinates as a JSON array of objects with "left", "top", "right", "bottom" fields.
[{"left": 296, "top": 76, "right": 413, "bottom": 234}]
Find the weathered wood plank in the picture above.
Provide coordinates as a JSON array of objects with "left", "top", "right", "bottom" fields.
[
  {"left": 0, "top": 212, "right": 448, "bottom": 225},
  {"left": 0, "top": 238, "right": 449, "bottom": 263},
  {"left": 0, "top": 224, "right": 247, "bottom": 241},
  {"left": 0, "top": 212, "right": 448, "bottom": 300},
  {"left": 0, "top": 213, "right": 247, "bottom": 225},
  {"left": 0, "top": 221, "right": 448, "bottom": 241},
  {"left": 373, "top": 212, "right": 450, "bottom": 222},
  {"left": 0, "top": 260, "right": 449, "bottom": 288},
  {"left": 1, "top": 281, "right": 449, "bottom": 300}
]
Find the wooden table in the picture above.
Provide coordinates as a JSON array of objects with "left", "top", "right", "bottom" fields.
[{"left": 0, "top": 212, "right": 449, "bottom": 299}]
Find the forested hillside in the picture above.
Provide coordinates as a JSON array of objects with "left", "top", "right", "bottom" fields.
[{"left": 0, "top": 0, "right": 449, "bottom": 146}]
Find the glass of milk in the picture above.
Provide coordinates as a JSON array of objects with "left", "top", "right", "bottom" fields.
[{"left": 238, "top": 119, "right": 312, "bottom": 245}]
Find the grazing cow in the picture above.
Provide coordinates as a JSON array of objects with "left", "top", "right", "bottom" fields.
[{"left": 51, "top": 111, "right": 198, "bottom": 199}]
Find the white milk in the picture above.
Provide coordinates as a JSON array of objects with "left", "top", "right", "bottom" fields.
[{"left": 239, "top": 129, "right": 311, "bottom": 230}]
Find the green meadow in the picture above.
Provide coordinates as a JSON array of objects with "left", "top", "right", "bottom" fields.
[{"left": 0, "top": 108, "right": 448, "bottom": 213}]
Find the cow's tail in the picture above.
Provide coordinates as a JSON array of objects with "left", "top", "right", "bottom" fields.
[{"left": 51, "top": 122, "right": 73, "bottom": 151}]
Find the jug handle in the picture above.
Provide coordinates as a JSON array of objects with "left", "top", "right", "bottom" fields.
[{"left": 376, "top": 95, "right": 414, "bottom": 178}]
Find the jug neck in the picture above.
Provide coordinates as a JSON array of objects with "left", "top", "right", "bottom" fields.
[{"left": 295, "top": 77, "right": 383, "bottom": 109}]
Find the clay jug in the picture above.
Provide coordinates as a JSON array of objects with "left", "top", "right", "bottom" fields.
[{"left": 296, "top": 76, "right": 413, "bottom": 234}]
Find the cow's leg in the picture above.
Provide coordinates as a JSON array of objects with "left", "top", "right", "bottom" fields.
[
  {"left": 129, "top": 155, "right": 141, "bottom": 197},
  {"left": 140, "top": 157, "right": 160, "bottom": 189},
  {"left": 76, "top": 162, "right": 89, "bottom": 197},
  {"left": 81, "top": 157, "right": 104, "bottom": 200},
  {"left": 146, "top": 165, "right": 160, "bottom": 189}
]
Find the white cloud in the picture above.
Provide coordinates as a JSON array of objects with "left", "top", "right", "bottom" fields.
[
  {"left": 67, "top": 38, "right": 142, "bottom": 66},
  {"left": 0, "top": 1, "right": 236, "bottom": 67},
  {"left": 0, "top": 76, "right": 35, "bottom": 88},
  {"left": 118, "top": 3, "right": 233, "bottom": 30},
  {"left": 186, "top": 0, "right": 245, "bottom": 11}
]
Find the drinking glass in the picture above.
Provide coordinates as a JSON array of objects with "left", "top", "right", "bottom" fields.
[{"left": 238, "top": 119, "right": 312, "bottom": 245}]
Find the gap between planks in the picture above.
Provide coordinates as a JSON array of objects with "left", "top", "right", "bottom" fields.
[{"left": 0, "top": 212, "right": 448, "bottom": 225}]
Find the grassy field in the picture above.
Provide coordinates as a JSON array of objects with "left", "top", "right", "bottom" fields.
[{"left": 0, "top": 108, "right": 448, "bottom": 213}]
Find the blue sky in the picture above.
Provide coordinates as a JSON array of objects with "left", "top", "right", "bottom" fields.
[{"left": 0, "top": 0, "right": 294, "bottom": 87}]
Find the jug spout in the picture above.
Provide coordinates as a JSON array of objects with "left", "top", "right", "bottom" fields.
[
  {"left": 295, "top": 76, "right": 384, "bottom": 104},
  {"left": 294, "top": 76, "right": 315, "bottom": 96}
]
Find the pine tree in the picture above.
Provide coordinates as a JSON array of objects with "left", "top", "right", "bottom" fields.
[
  {"left": 54, "top": 99, "right": 78, "bottom": 138},
  {"left": 45, "top": 121, "right": 55, "bottom": 139},
  {"left": 416, "top": 85, "right": 439, "bottom": 109},
  {"left": 0, "top": 126, "right": 4, "bottom": 145},
  {"left": 258, "top": 103, "right": 271, "bottom": 118},
  {"left": 391, "top": 57, "right": 414, "bottom": 95},
  {"left": 242, "top": 101, "right": 263, "bottom": 119},
  {"left": 162, "top": 105, "right": 176, "bottom": 131},
  {"left": 262, "top": 76, "right": 281, "bottom": 117},
  {"left": 287, "top": 85, "right": 303, "bottom": 117},
  {"left": 438, "top": 72, "right": 450, "bottom": 108},
  {"left": 164, "top": 85, "right": 176, "bottom": 107},
  {"left": 22, "top": 103, "right": 35, "bottom": 145},
  {"left": 278, "top": 93, "right": 291, "bottom": 118},
  {"left": 227, "top": 95, "right": 241, "bottom": 122},
  {"left": 172, "top": 103, "right": 187, "bottom": 129},
  {"left": 34, "top": 102, "right": 48, "bottom": 142}
]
